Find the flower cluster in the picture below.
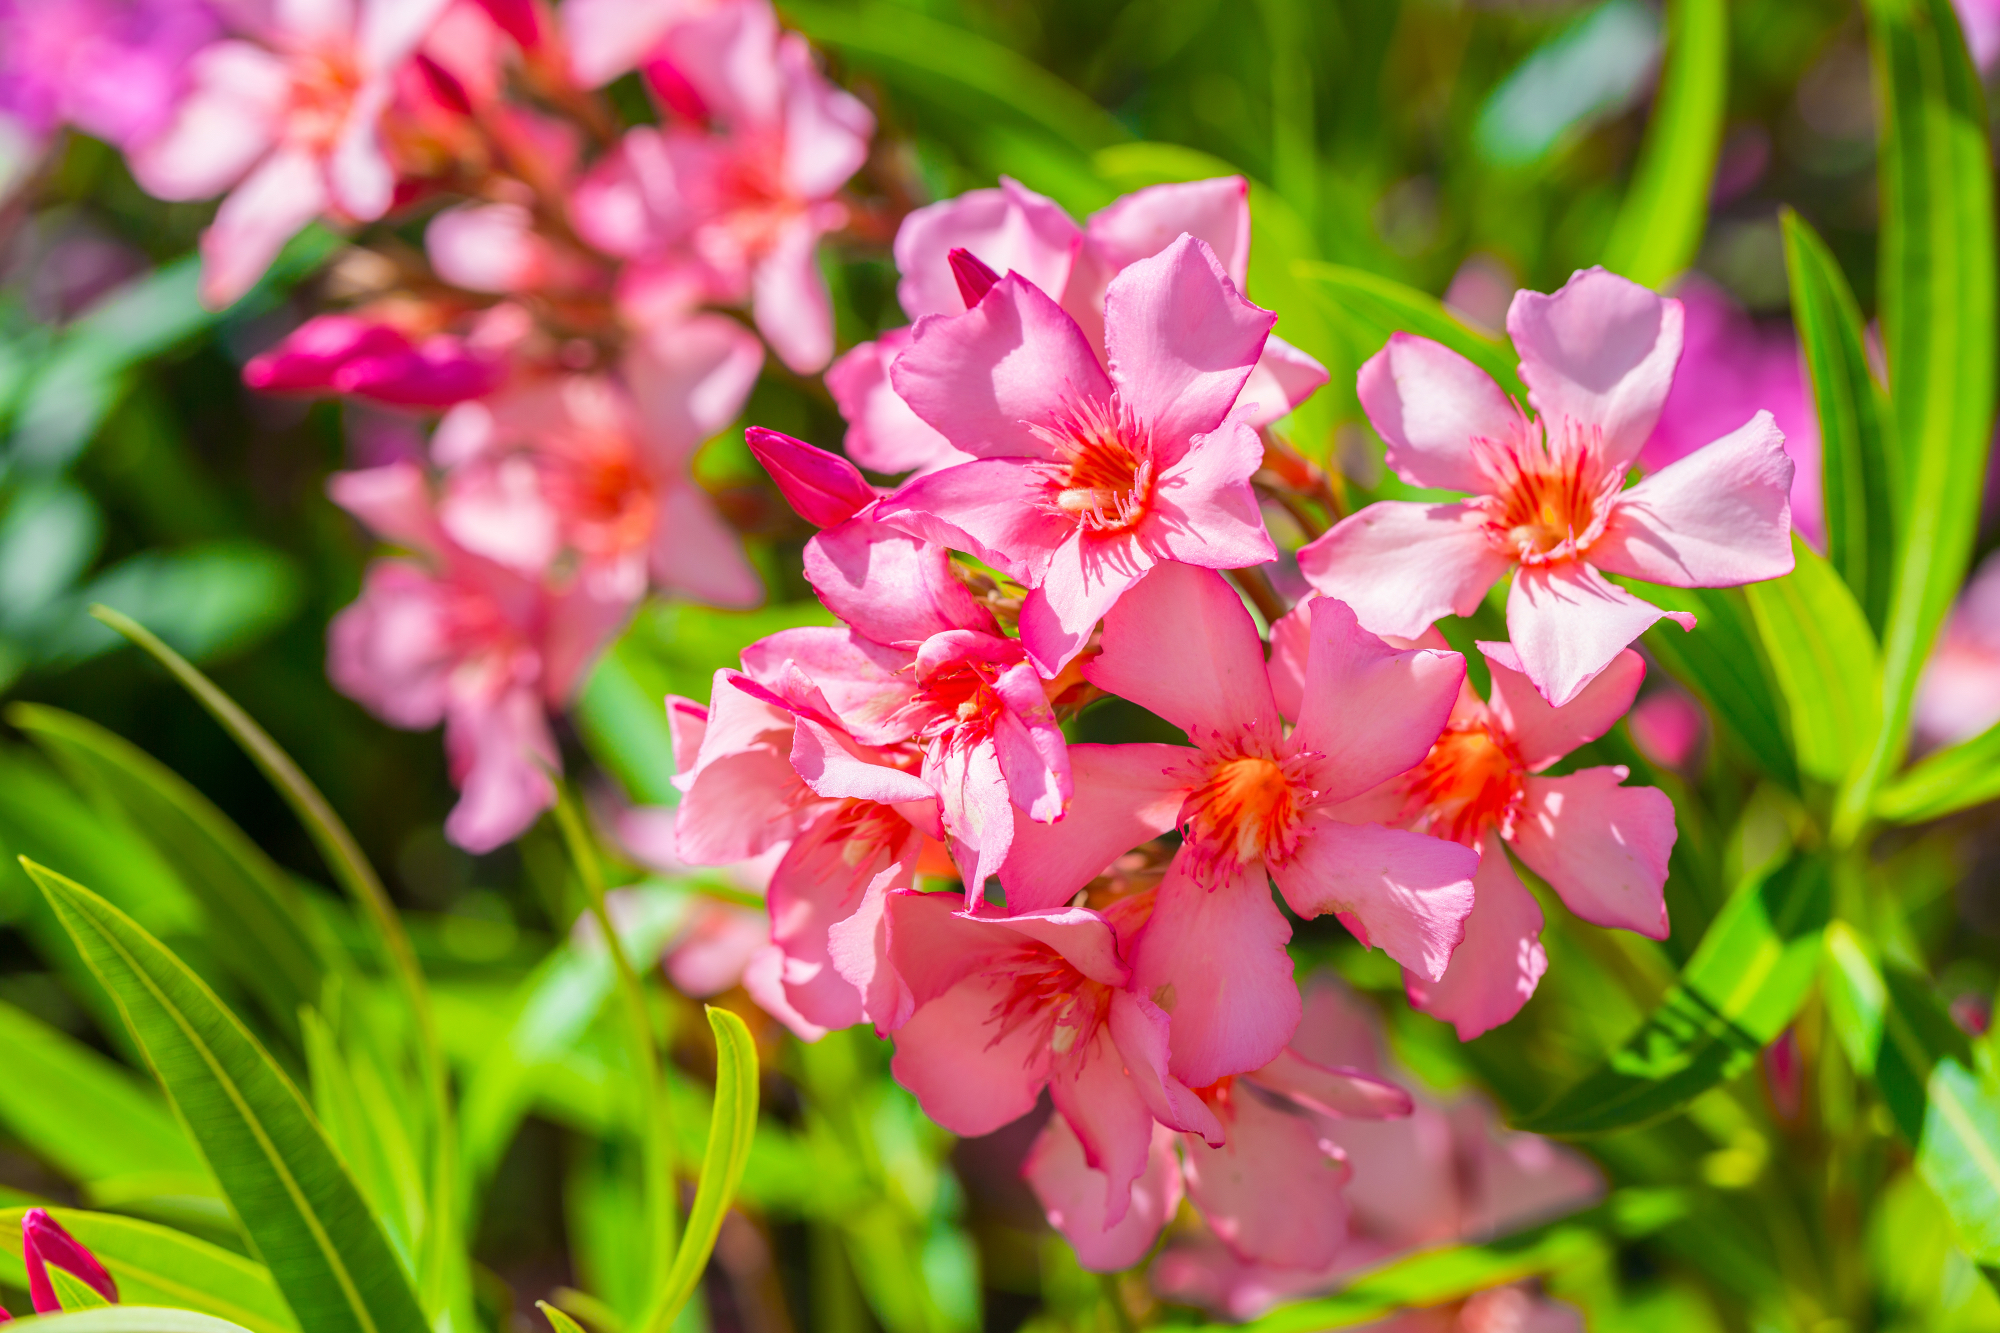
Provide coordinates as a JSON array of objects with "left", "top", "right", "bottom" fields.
[
  {"left": 674, "top": 200, "right": 1797, "bottom": 1270},
  {"left": 7, "top": 0, "right": 879, "bottom": 850}
]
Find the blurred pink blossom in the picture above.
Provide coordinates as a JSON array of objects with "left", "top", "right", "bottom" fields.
[
  {"left": 1913, "top": 550, "right": 2000, "bottom": 751},
  {"left": 1627, "top": 683, "right": 1707, "bottom": 772},
  {"left": 0, "top": 0, "right": 216, "bottom": 148}
]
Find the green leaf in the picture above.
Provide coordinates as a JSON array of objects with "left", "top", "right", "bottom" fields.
[
  {"left": 1743, "top": 538, "right": 1881, "bottom": 784},
  {"left": 1875, "top": 717, "right": 2000, "bottom": 822},
  {"left": 0, "top": 1209, "right": 294, "bottom": 1333},
  {"left": 1628, "top": 583, "right": 1800, "bottom": 791},
  {"left": 1836, "top": 0, "right": 1997, "bottom": 842},
  {"left": 1600, "top": 0, "right": 1728, "bottom": 286},
  {"left": 8, "top": 703, "right": 335, "bottom": 1040},
  {"left": 299, "top": 1010, "right": 421, "bottom": 1270},
  {"left": 1517, "top": 854, "right": 1831, "bottom": 1135},
  {"left": 535, "top": 1302, "right": 589, "bottom": 1333},
  {"left": 48, "top": 1268, "right": 112, "bottom": 1311},
  {"left": 1293, "top": 262, "right": 1523, "bottom": 398},
  {"left": 2, "top": 1308, "right": 257, "bottom": 1333},
  {"left": 1781, "top": 209, "right": 1899, "bottom": 631},
  {"left": 21, "top": 860, "right": 429, "bottom": 1333},
  {"left": 647, "top": 1008, "right": 760, "bottom": 1333}
]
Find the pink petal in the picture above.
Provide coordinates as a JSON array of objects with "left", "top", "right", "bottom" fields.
[
  {"left": 1015, "top": 529, "right": 1155, "bottom": 676},
  {"left": 790, "top": 718, "right": 935, "bottom": 805},
  {"left": 1267, "top": 602, "right": 1311, "bottom": 724},
  {"left": 802, "top": 518, "right": 995, "bottom": 646},
  {"left": 1358, "top": 332, "right": 1522, "bottom": 493},
  {"left": 359, "top": 0, "right": 454, "bottom": 70},
  {"left": 623, "top": 316, "right": 766, "bottom": 462},
  {"left": 1025, "top": 1118, "right": 1182, "bottom": 1274},
  {"left": 1048, "top": 1032, "right": 1158, "bottom": 1227},
  {"left": 764, "top": 817, "right": 897, "bottom": 1032},
  {"left": 1108, "top": 992, "right": 1227, "bottom": 1143},
  {"left": 1101, "top": 235, "right": 1272, "bottom": 458},
  {"left": 1085, "top": 562, "right": 1281, "bottom": 745},
  {"left": 1249, "top": 1048, "right": 1412, "bottom": 1120},
  {"left": 826, "top": 863, "right": 913, "bottom": 1032},
  {"left": 1506, "top": 562, "right": 1693, "bottom": 707},
  {"left": 1131, "top": 858, "right": 1300, "bottom": 1087},
  {"left": 1146, "top": 418, "right": 1279, "bottom": 570},
  {"left": 325, "top": 79, "right": 395, "bottom": 220},
  {"left": 1296, "top": 501, "right": 1512, "bottom": 641},
  {"left": 1512, "top": 769, "right": 1675, "bottom": 939},
  {"left": 741, "top": 943, "right": 831, "bottom": 1042},
  {"left": 1087, "top": 177, "right": 1250, "bottom": 284},
  {"left": 436, "top": 456, "right": 560, "bottom": 574},
  {"left": 1591, "top": 411, "right": 1797, "bottom": 589},
  {"left": 245, "top": 314, "right": 409, "bottom": 393},
  {"left": 1402, "top": 836, "right": 1548, "bottom": 1041},
  {"left": 1507, "top": 268, "right": 1684, "bottom": 471},
  {"left": 776, "top": 31, "right": 873, "bottom": 200},
  {"left": 889, "top": 972, "right": 1049, "bottom": 1136},
  {"left": 441, "top": 681, "right": 559, "bottom": 852},
  {"left": 883, "top": 890, "right": 1013, "bottom": 1004},
  {"left": 326, "top": 562, "right": 453, "bottom": 729},
  {"left": 893, "top": 176, "right": 1080, "bottom": 319},
  {"left": 428, "top": 202, "right": 546, "bottom": 292},
  {"left": 562, "top": 0, "right": 683, "bottom": 86},
  {"left": 874, "top": 457, "right": 1074, "bottom": 584},
  {"left": 125, "top": 41, "right": 285, "bottom": 201},
  {"left": 650, "top": 481, "right": 763, "bottom": 608},
  {"left": 930, "top": 732, "right": 1016, "bottom": 896},
  {"left": 1236, "top": 333, "right": 1329, "bottom": 428},
  {"left": 1481, "top": 642, "right": 1644, "bottom": 770},
  {"left": 825, "top": 333, "right": 966, "bottom": 476},
  {"left": 1288, "top": 596, "right": 1466, "bottom": 805},
  {"left": 199, "top": 147, "right": 328, "bottom": 309},
  {"left": 1268, "top": 813, "right": 1479, "bottom": 982},
  {"left": 998, "top": 742, "right": 1191, "bottom": 913},
  {"left": 1182, "top": 1083, "right": 1351, "bottom": 1270},
  {"left": 745, "top": 427, "right": 876, "bottom": 528},
  {"left": 23, "top": 1208, "right": 118, "bottom": 1313},
  {"left": 891, "top": 273, "right": 1112, "bottom": 460},
  {"left": 753, "top": 210, "right": 838, "bottom": 374},
  {"left": 327, "top": 461, "right": 443, "bottom": 554},
  {"left": 989, "top": 663, "right": 1074, "bottom": 824}
]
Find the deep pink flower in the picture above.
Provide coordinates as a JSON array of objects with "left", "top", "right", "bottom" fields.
[
  {"left": 827, "top": 174, "right": 1328, "bottom": 478},
  {"left": 884, "top": 890, "right": 1224, "bottom": 1230},
  {"left": 1299, "top": 267, "right": 1796, "bottom": 707},
  {"left": 327, "top": 462, "right": 629, "bottom": 851},
  {"left": 569, "top": 0, "right": 872, "bottom": 372},
  {"left": 244, "top": 311, "right": 509, "bottom": 407},
  {"left": 1002, "top": 564, "right": 1479, "bottom": 1086},
  {"left": 127, "top": 0, "right": 454, "bottom": 307},
  {"left": 1026, "top": 1027, "right": 1413, "bottom": 1272},
  {"left": 879, "top": 235, "right": 1280, "bottom": 671},
  {"left": 23, "top": 1208, "right": 118, "bottom": 1314},
  {"left": 428, "top": 325, "right": 765, "bottom": 609},
  {"left": 1915, "top": 551, "right": 2000, "bottom": 750},
  {"left": 1282, "top": 618, "right": 1674, "bottom": 1039},
  {"left": 0, "top": 0, "right": 216, "bottom": 149}
]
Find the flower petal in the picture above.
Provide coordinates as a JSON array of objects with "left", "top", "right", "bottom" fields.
[
  {"left": 1236, "top": 333, "right": 1330, "bottom": 427},
  {"left": 1015, "top": 528, "right": 1155, "bottom": 675},
  {"left": 650, "top": 481, "right": 763, "bottom": 609},
  {"left": 442, "top": 683, "right": 559, "bottom": 853},
  {"left": 1480, "top": 642, "right": 1644, "bottom": 771},
  {"left": 1249, "top": 1048, "right": 1413, "bottom": 1120},
  {"left": 1085, "top": 562, "right": 1281, "bottom": 744},
  {"left": 1147, "top": 418, "right": 1279, "bottom": 571},
  {"left": 889, "top": 971, "right": 1050, "bottom": 1136},
  {"left": 803, "top": 518, "right": 996, "bottom": 646},
  {"left": 1402, "top": 836, "right": 1548, "bottom": 1041},
  {"left": 1297, "top": 501, "right": 1512, "bottom": 641},
  {"left": 1512, "top": 769, "right": 1675, "bottom": 939},
  {"left": 1109, "top": 992, "right": 1227, "bottom": 1143},
  {"left": 1591, "top": 411, "right": 1797, "bottom": 589},
  {"left": 1048, "top": 1032, "right": 1157, "bottom": 1228},
  {"left": 1182, "top": 1083, "right": 1351, "bottom": 1270},
  {"left": 1086, "top": 177, "right": 1251, "bottom": 286},
  {"left": 199, "top": 147, "right": 328, "bottom": 309},
  {"left": 874, "top": 457, "right": 1074, "bottom": 584},
  {"left": 1025, "top": 1118, "right": 1182, "bottom": 1274},
  {"left": 753, "top": 210, "right": 838, "bottom": 374},
  {"left": 1358, "top": 333, "right": 1521, "bottom": 493},
  {"left": 1269, "top": 814, "right": 1479, "bottom": 982},
  {"left": 1506, "top": 562, "right": 1692, "bottom": 707},
  {"left": 825, "top": 332, "right": 967, "bottom": 476},
  {"left": 999, "top": 742, "right": 1192, "bottom": 913},
  {"left": 894, "top": 176, "right": 1081, "bottom": 319},
  {"left": 1507, "top": 268, "right": 1684, "bottom": 471}
]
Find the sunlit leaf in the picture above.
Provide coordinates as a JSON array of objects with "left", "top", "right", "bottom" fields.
[
  {"left": 2, "top": 1307, "right": 257, "bottom": 1333},
  {"left": 1628, "top": 582, "right": 1800, "bottom": 791},
  {"left": 1293, "top": 262, "right": 1522, "bottom": 398},
  {"left": 1743, "top": 539, "right": 1881, "bottom": 785},
  {"left": 1601, "top": 0, "right": 1728, "bottom": 286},
  {"left": 1875, "top": 719, "right": 2000, "bottom": 823}
]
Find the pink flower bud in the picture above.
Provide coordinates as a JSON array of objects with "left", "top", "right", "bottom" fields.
[
  {"left": 473, "top": 0, "right": 542, "bottom": 49},
  {"left": 23, "top": 1208, "right": 118, "bottom": 1314},
  {"left": 745, "top": 427, "right": 876, "bottom": 527},
  {"left": 947, "top": 247, "right": 1000, "bottom": 308},
  {"left": 244, "top": 316, "right": 413, "bottom": 395}
]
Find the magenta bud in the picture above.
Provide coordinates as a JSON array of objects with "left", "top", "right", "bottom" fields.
[
  {"left": 243, "top": 315, "right": 412, "bottom": 395},
  {"left": 745, "top": 427, "right": 876, "bottom": 528},
  {"left": 473, "top": 0, "right": 542, "bottom": 47},
  {"left": 416, "top": 53, "right": 473, "bottom": 115},
  {"left": 331, "top": 337, "right": 504, "bottom": 408},
  {"left": 642, "top": 58, "right": 710, "bottom": 123},
  {"left": 948, "top": 248, "right": 1000, "bottom": 309},
  {"left": 24, "top": 1208, "right": 118, "bottom": 1313}
]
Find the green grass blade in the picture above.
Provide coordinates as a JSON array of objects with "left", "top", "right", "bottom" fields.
[
  {"left": 647, "top": 1008, "right": 760, "bottom": 1333},
  {"left": 0, "top": 1208, "right": 296, "bottom": 1333},
  {"left": 535, "top": 1302, "right": 590, "bottom": 1333},
  {"left": 1835, "top": 0, "right": 1997, "bottom": 843},
  {"left": 1780, "top": 209, "right": 1899, "bottom": 631},
  {"left": 8, "top": 703, "right": 336, "bottom": 1041},
  {"left": 1293, "top": 262, "right": 1523, "bottom": 397},
  {"left": 1516, "top": 854, "right": 1831, "bottom": 1136},
  {"left": 21, "top": 859, "right": 429, "bottom": 1333},
  {"left": 1875, "top": 718, "right": 2000, "bottom": 822},
  {"left": 1743, "top": 538, "right": 1882, "bottom": 784},
  {"left": 1600, "top": 0, "right": 1728, "bottom": 286}
]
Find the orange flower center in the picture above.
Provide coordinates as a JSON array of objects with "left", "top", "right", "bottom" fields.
[
  {"left": 285, "top": 50, "right": 365, "bottom": 153},
  {"left": 1030, "top": 396, "right": 1157, "bottom": 534},
  {"left": 1471, "top": 417, "right": 1621, "bottom": 565},
  {"left": 1401, "top": 722, "right": 1524, "bottom": 845},
  {"left": 1182, "top": 752, "right": 1308, "bottom": 869}
]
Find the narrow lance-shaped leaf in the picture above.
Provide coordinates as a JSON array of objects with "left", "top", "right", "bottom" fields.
[
  {"left": 1600, "top": 0, "right": 1729, "bottom": 286},
  {"left": 21, "top": 859, "right": 429, "bottom": 1333},
  {"left": 1875, "top": 718, "right": 2000, "bottom": 822},
  {"left": 1780, "top": 209, "right": 1899, "bottom": 631},
  {"left": 1836, "top": 0, "right": 1997, "bottom": 842},
  {"left": 1743, "top": 538, "right": 1882, "bottom": 785},
  {"left": 0, "top": 1208, "right": 296, "bottom": 1333},
  {"left": 1293, "top": 261, "right": 1524, "bottom": 397},
  {"left": 1, "top": 1309, "right": 260, "bottom": 1333},
  {"left": 646, "top": 1008, "right": 760, "bottom": 1333},
  {"left": 1626, "top": 581, "right": 1800, "bottom": 792},
  {"left": 48, "top": 1267, "right": 114, "bottom": 1311},
  {"left": 1517, "top": 853, "right": 1831, "bottom": 1136}
]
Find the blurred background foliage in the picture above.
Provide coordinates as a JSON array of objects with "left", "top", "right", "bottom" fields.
[{"left": 3, "top": 0, "right": 1990, "bottom": 1330}]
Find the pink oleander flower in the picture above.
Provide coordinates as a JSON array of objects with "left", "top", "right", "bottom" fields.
[
  {"left": 668, "top": 641, "right": 958, "bottom": 1033},
  {"left": 428, "top": 322, "right": 765, "bottom": 609},
  {"left": 1002, "top": 563, "right": 1480, "bottom": 1086},
  {"left": 1279, "top": 619, "right": 1674, "bottom": 1039},
  {"left": 1299, "top": 267, "right": 1796, "bottom": 707},
  {"left": 827, "top": 174, "right": 1328, "bottom": 477},
  {"left": 1026, "top": 1018, "right": 1414, "bottom": 1272},
  {"left": 1914, "top": 551, "right": 2000, "bottom": 751},
  {"left": 1958, "top": 0, "right": 2000, "bottom": 70},
  {"left": 327, "top": 461, "right": 630, "bottom": 851},
  {"left": 878, "top": 234, "right": 1280, "bottom": 672},
  {"left": 0, "top": 0, "right": 216, "bottom": 149},
  {"left": 561, "top": 0, "right": 723, "bottom": 90},
  {"left": 23, "top": 1208, "right": 119, "bottom": 1314},
  {"left": 1150, "top": 979, "right": 1601, "bottom": 1322},
  {"left": 127, "top": 0, "right": 454, "bottom": 308},
  {"left": 243, "top": 308, "right": 516, "bottom": 407},
  {"left": 747, "top": 427, "right": 1074, "bottom": 897},
  {"left": 883, "top": 890, "right": 1225, "bottom": 1230},
  {"left": 1643, "top": 276, "right": 1824, "bottom": 551},
  {"left": 569, "top": 0, "right": 873, "bottom": 372}
]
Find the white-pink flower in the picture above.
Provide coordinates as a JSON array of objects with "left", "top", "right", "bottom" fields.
[{"left": 1299, "top": 266, "right": 1796, "bottom": 707}]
